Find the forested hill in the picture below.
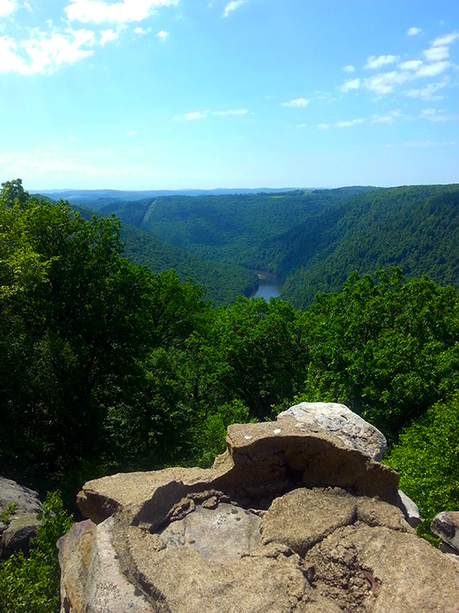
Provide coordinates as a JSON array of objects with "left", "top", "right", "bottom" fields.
[
  {"left": 97, "top": 184, "right": 459, "bottom": 309},
  {"left": 69, "top": 204, "right": 257, "bottom": 307},
  {"left": 282, "top": 184, "right": 459, "bottom": 308}
]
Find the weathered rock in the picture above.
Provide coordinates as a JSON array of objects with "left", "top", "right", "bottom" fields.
[
  {"left": 260, "top": 488, "right": 357, "bottom": 556},
  {"left": 0, "top": 476, "right": 43, "bottom": 558},
  {"left": 304, "top": 523, "right": 459, "bottom": 613},
  {"left": 398, "top": 489, "right": 423, "bottom": 528},
  {"left": 58, "top": 519, "right": 96, "bottom": 613},
  {"left": 86, "top": 517, "right": 155, "bottom": 613},
  {"left": 63, "top": 405, "right": 459, "bottom": 613},
  {"left": 431, "top": 511, "right": 459, "bottom": 553},
  {"left": 1, "top": 512, "right": 41, "bottom": 558},
  {"left": 278, "top": 402, "right": 387, "bottom": 461},
  {"left": 0, "top": 476, "right": 42, "bottom": 515}
]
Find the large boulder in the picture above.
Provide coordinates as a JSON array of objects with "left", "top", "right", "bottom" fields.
[
  {"left": 0, "top": 476, "right": 42, "bottom": 558},
  {"left": 60, "top": 403, "right": 459, "bottom": 613}
]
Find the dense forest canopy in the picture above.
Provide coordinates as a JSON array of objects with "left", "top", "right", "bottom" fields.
[
  {"left": 3, "top": 179, "right": 459, "bottom": 611},
  {"left": 94, "top": 183, "right": 459, "bottom": 310}
]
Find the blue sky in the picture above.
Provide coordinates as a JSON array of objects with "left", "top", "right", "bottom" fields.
[{"left": 0, "top": 0, "right": 458, "bottom": 190}]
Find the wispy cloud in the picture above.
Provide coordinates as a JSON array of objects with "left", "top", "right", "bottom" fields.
[
  {"left": 317, "top": 118, "right": 365, "bottom": 130},
  {"left": 343, "top": 65, "right": 355, "bottom": 73},
  {"left": 372, "top": 110, "right": 400, "bottom": 124},
  {"left": 212, "top": 109, "right": 248, "bottom": 116},
  {"left": 184, "top": 110, "right": 209, "bottom": 121},
  {"left": 66, "top": 0, "right": 179, "bottom": 25},
  {"left": 126, "top": 130, "right": 138, "bottom": 136},
  {"left": 340, "top": 78, "right": 360, "bottom": 93},
  {"left": 100, "top": 29, "right": 118, "bottom": 45},
  {"left": 281, "top": 98, "right": 309, "bottom": 108},
  {"left": 405, "top": 79, "right": 448, "bottom": 100},
  {"left": 134, "top": 27, "right": 151, "bottom": 35},
  {"left": 156, "top": 30, "right": 168, "bottom": 40},
  {"left": 222, "top": 0, "right": 246, "bottom": 18},
  {"left": 365, "top": 55, "right": 398, "bottom": 69},
  {"left": 407, "top": 27, "right": 422, "bottom": 36},
  {"left": 0, "top": 28, "right": 96, "bottom": 75}
]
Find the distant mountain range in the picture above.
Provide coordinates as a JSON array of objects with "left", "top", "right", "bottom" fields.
[
  {"left": 33, "top": 183, "right": 459, "bottom": 310},
  {"left": 34, "top": 187, "right": 317, "bottom": 210}
]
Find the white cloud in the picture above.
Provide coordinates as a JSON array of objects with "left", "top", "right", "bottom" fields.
[
  {"left": 432, "top": 32, "right": 459, "bottom": 47},
  {"left": 365, "top": 55, "right": 398, "bottom": 69},
  {"left": 421, "top": 108, "right": 436, "bottom": 116},
  {"left": 407, "top": 27, "right": 422, "bottom": 36},
  {"left": 372, "top": 110, "right": 400, "bottom": 124},
  {"left": 340, "top": 78, "right": 360, "bottom": 93},
  {"left": 0, "top": 28, "right": 96, "bottom": 75},
  {"left": 416, "top": 61, "right": 450, "bottom": 77},
  {"left": 343, "top": 65, "right": 355, "bottom": 73},
  {"left": 223, "top": 0, "right": 246, "bottom": 18},
  {"left": 156, "top": 29, "right": 168, "bottom": 40},
  {"left": 66, "top": 0, "right": 178, "bottom": 24},
  {"left": 281, "top": 98, "right": 309, "bottom": 108},
  {"left": 212, "top": 109, "right": 248, "bottom": 116},
  {"left": 399, "top": 60, "right": 423, "bottom": 71},
  {"left": 184, "top": 110, "right": 209, "bottom": 120},
  {"left": 405, "top": 79, "right": 448, "bottom": 100},
  {"left": 404, "top": 140, "right": 435, "bottom": 147},
  {"left": 134, "top": 26, "right": 151, "bottom": 34},
  {"left": 100, "top": 28, "right": 118, "bottom": 45},
  {"left": 317, "top": 118, "right": 365, "bottom": 130},
  {"left": 424, "top": 45, "right": 449, "bottom": 62},
  {"left": 336, "top": 118, "right": 365, "bottom": 128},
  {"left": 0, "top": 0, "right": 17, "bottom": 17},
  {"left": 296, "top": 124, "right": 306, "bottom": 128},
  {"left": 364, "top": 70, "right": 409, "bottom": 96},
  {"left": 126, "top": 130, "right": 138, "bottom": 135}
]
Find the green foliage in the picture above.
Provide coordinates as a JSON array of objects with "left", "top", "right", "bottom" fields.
[
  {"left": 0, "top": 492, "right": 73, "bottom": 613},
  {"left": 0, "top": 503, "right": 17, "bottom": 525},
  {"left": 385, "top": 395, "right": 459, "bottom": 535},
  {"left": 296, "top": 268, "right": 459, "bottom": 441},
  {"left": 191, "top": 400, "right": 250, "bottom": 468}
]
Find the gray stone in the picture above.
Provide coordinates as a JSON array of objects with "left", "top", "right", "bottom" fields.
[
  {"left": 0, "top": 476, "right": 42, "bottom": 515},
  {"left": 278, "top": 402, "right": 387, "bottom": 461},
  {"left": 431, "top": 511, "right": 459, "bottom": 552},
  {"left": 159, "top": 503, "right": 261, "bottom": 564},
  {"left": 1, "top": 511, "right": 41, "bottom": 558},
  {"left": 0, "top": 476, "right": 43, "bottom": 558},
  {"left": 398, "top": 489, "right": 423, "bottom": 528}
]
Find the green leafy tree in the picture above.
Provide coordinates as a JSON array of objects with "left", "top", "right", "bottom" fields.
[
  {"left": 386, "top": 394, "right": 459, "bottom": 542},
  {"left": 297, "top": 268, "right": 459, "bottom": 441}
]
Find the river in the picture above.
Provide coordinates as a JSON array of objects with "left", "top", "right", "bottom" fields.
[{"left": 248, "top": 270, "right": 283, "bottom": 301}]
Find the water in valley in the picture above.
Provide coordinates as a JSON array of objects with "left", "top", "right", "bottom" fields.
[{"left": 248, "top": 271, "right": 283, "bottom": 301}]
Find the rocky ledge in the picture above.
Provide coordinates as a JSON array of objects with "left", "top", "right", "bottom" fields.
[{"left": 59, "top": 403, "right": 459, "bottom": 613}]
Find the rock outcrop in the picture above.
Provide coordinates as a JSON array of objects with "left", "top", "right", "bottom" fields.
[
  {"left": 0, "top": 476, "right": 42, "bottom": 558},
  {"left": 60, "top": 403, "right": 459, "bottom": 613}
]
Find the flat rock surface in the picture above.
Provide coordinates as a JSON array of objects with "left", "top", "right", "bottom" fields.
[{"left": 159, "top": 503, "right": 261, "bottom": 564}]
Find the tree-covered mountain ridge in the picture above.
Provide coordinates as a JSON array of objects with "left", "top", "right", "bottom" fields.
[{"left": 94, "top": 183, "right": 459, "bottom": 309}]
